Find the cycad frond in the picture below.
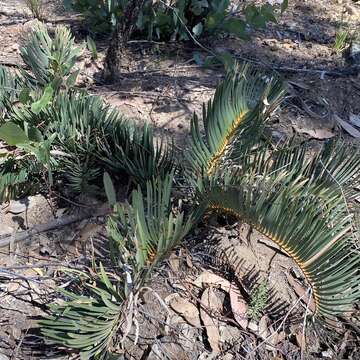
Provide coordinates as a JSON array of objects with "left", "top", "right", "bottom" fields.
[
  {"left": 269, "top": 141, "right": 360, "bottom": 200},
  {"left": 100, "top": 121, "right": 175, "bottom": 186},
  {"left": 39, "top": 266, "right": 125, "bottom": 360},
  {"left": 46, "top": 92, "right": 174, "bottom": 189},
  {"left": 0, "top": 66, "right": 21, "bottom": 118},
  {"left": 107, "top": 173, "right": 193, "bottom": 284},
  {"left": 188, "top": 63, "right": 284, "bottom": 179},
  {"left": 20, "top": 23, "right": 80, "bottom": 87},
  {"left": 0, "top": 157, "right": 43, "bottom": 203},
  {"left": 200, "top": 150, "right": 360, "bottom": 319},
  {"left": 0, "top": 165, "right": 28, "bottom": 203}
]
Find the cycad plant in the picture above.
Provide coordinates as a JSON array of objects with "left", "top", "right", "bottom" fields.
[
  {"left": 20, "top": 22, "right": 81, "bottom": 90},
  {"left": 38, "top": 62, "right": 360, "bottom": 359},
  {"left": 0, "top": 24, "right": 174, "bottom": 201},
  {"left": 187, "top": 64, "right": 360, "bottom": 319},
  {"left": 40, "top": 174, "right": 193, "bottom": 358}
]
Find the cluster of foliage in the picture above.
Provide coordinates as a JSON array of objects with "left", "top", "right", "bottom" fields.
[
  {"left": 65, "top": 0, "right": 288, "bottom": 40},
  {"left": 0, "top": 23, "right": 170, "bottom": 202},
  {"left": 248, "top": 282, "right": 269, "bottom": 320},
  {"left": 1, "top": 24, "right": 360, "bottom": 359},
  {"left": 25, "top": 0, "right": 45, "bottom": 20}
]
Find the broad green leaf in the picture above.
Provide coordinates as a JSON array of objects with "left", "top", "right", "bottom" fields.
[
  {"left": 28, "top": 126, "right": 43, "bottom": 142},
  {"left": 66, "top": 69, "right": 80, "bottom": 88},
  {"left": 193, "top": 51, "right": 204, "bottom": 65},
  {"left": 0, "top": 122, "right": 29, "bottom": 146},
  {"left": 217, "top": 51, "right": 235, "bottom": 71},
  {"left": 192, "top": 22, "right": 203, "bottom": 36},
  {"left": 260, "top": 4, "right": 277, "bottom": 23},
  {"left": 191, "top": 0, "right": 209, "bottom": 16},
  {"left": 281, "top": 0, "right": 288, "bottom": 13},
  {"left": 103, "top": 171, "right": 117, "bottom": 206},
  {"left": 205, "top": 12, "right": 225, "bottom": 30},
  {"left": 19, "top": 88, "right": 31, "bottom": 104},
  {"left": 31, "top": 85, "right": 54, "bottom": 114},
  {"left": 222, "top": 19, "right": 249, "bottom": 39}
]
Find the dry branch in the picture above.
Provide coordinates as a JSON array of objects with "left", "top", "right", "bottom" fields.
[{"left": 0, "top": 206, "right": 110, "bottom": 247}]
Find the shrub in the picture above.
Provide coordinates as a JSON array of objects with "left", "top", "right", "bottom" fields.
[
  {"left": 65, "top": 0, "right": 288, "bottom": 40},
  {"left": 25, "top": 0, "right": 45, "bottom": 20}
]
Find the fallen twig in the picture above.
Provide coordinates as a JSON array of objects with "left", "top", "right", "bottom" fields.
[{"left": 0, "top": 206, "right": 111, "bottom": 247}]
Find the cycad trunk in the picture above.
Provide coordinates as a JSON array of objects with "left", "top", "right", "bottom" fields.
[{"left": 104, "top": 0, "right": 145, "bottom": 81}]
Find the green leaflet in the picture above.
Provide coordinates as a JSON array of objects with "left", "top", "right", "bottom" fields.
[
  {"left": 187, "top": 63, "right": 284, "bottom": 182},
  {"left": 31, "top": 84, "right": 54, "bottom": 114},
  {"left": 199, "top": 143, "right": 360, "bottom": 319},
  {"left": 0, "top": 122, "right": 29, "bottom": 146}
]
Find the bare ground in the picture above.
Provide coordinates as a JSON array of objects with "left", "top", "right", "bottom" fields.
[{"left": 0, "top": 0, "right": 360, "bottom": 359}]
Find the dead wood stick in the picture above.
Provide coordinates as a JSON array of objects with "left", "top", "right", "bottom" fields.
[{"left": 0, "top": 207, "right": 111, "bottom": 248}]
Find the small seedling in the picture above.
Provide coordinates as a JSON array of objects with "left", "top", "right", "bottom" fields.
[
  {"left": 334, "top": 30, "right": 349, "bottom": 54},
  {"left": 248, "top": 282, "right": 268, "bottom": 321}
]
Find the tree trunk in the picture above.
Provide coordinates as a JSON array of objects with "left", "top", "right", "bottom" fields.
[{"left": 104, "top": 0, "right": 145, "bottom": 81}]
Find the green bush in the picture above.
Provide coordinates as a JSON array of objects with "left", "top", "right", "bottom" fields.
[{"left": 65, "top": 0, "right": 288, "bottom": 40}]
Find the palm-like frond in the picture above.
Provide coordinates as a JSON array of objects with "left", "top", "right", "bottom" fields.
[
  {"left": 0, "top": 66, "right": 21, "bottom": 118},
  {"left": 199, "top": 145, "right": 360, "bottom": 319},
  {"left": 46, "top": 92, "right": 174, "bottom": 190},
  {"left": 100, "top": 121, "right": 175, "bottom": 186},
  {"left": 39, "top": 266, "right": 125, "bottom": 360},
  {"left": 40, "top": 175, "right": 193, "bottom": 358},
  {"left": 20, "top": 23, "right": 80, "bottom": 88},
  {"left": 268, "top": 141, "right": 360, "bottom": 201},
  {"left": 0, "top": 156, "right": 43, "bottom": 203},
  {"left": 107, "top": 173, "right": 193, "bottom": 285},
  {"left": 188, "top": 63, "right": 284, "bottom": 180},
  {"left": 0, "top": 165, "right": 28, "bottom": 203}
]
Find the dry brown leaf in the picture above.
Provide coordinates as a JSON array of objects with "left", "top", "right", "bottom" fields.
[
  {"left": 166, "top": 293, "right": 201, "bottom": 327},
  {"left": 78, "top": 223, "right": 102, "bottom": 243},
  {"left": 168, "top": 252, "right": 180, "bottom": 272},
  {"left": 349, "top": 113, "right": 360, "bottom": 128},
  {"left": 229, "top": 282, "right": 248, "bottom": 330},
  {"left": 295, "top": 332, "right": 306, "bottom": 351},
  {"left": 258, "top": 315, "right": 269, "bottom": 340},
  {"left": 200, "top": 288, "right": 222, "bottom": 353},
  {"left": 292, "top": 124, "right": 335, "bottom": 140},
  {"left": 286, "top": 274, "right": 316, "bottom": 312},
  {"left": 334, "top": 114, "right": 360, "bottom": 138},
  {"left": 193, "top": 271, "right": 231, "bottom": 292}
]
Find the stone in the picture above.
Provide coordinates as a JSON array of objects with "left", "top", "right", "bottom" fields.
[
  {"left": 219, "top": 324, "right": 242, "bottom": 345},
  {"left": 347, "top": 40, "right": 360, "bottom": 65},
  {"left": 248, "top": 320, "right": 258, "bottom": 332}
]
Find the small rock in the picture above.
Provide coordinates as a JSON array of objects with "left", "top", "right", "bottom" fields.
[
  {"left": 347, "top": 40, "right": 360, "bottom": 65},
  {"left": 248, "top": 321, "right": 258, "bottom": 332},
  {"left": 221, "top": 354, "right": 234, "bottom": 360},
  {"left": 259, "top": 316, "right": 269, "bottom": 340},
  {"left": 0, "top": 225, "right": 13, "bottom": 236},
  {"left": 270, "top": 44, "right": 280, "bottom": 52},
  {"left": 11, "top": 43, "right": 19, "bottom": 52},
  {"left": 219, "top": 324, "right": 242, "bottom": 345},
  {"left": 7, "top": 199, "right": 28, "bottom": 214},
  {"left": 321, "top": 350, "right": 334, "bottom": 359},
  {"left": 345, "top": 5, "right": 359, "bottom": 16}
]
